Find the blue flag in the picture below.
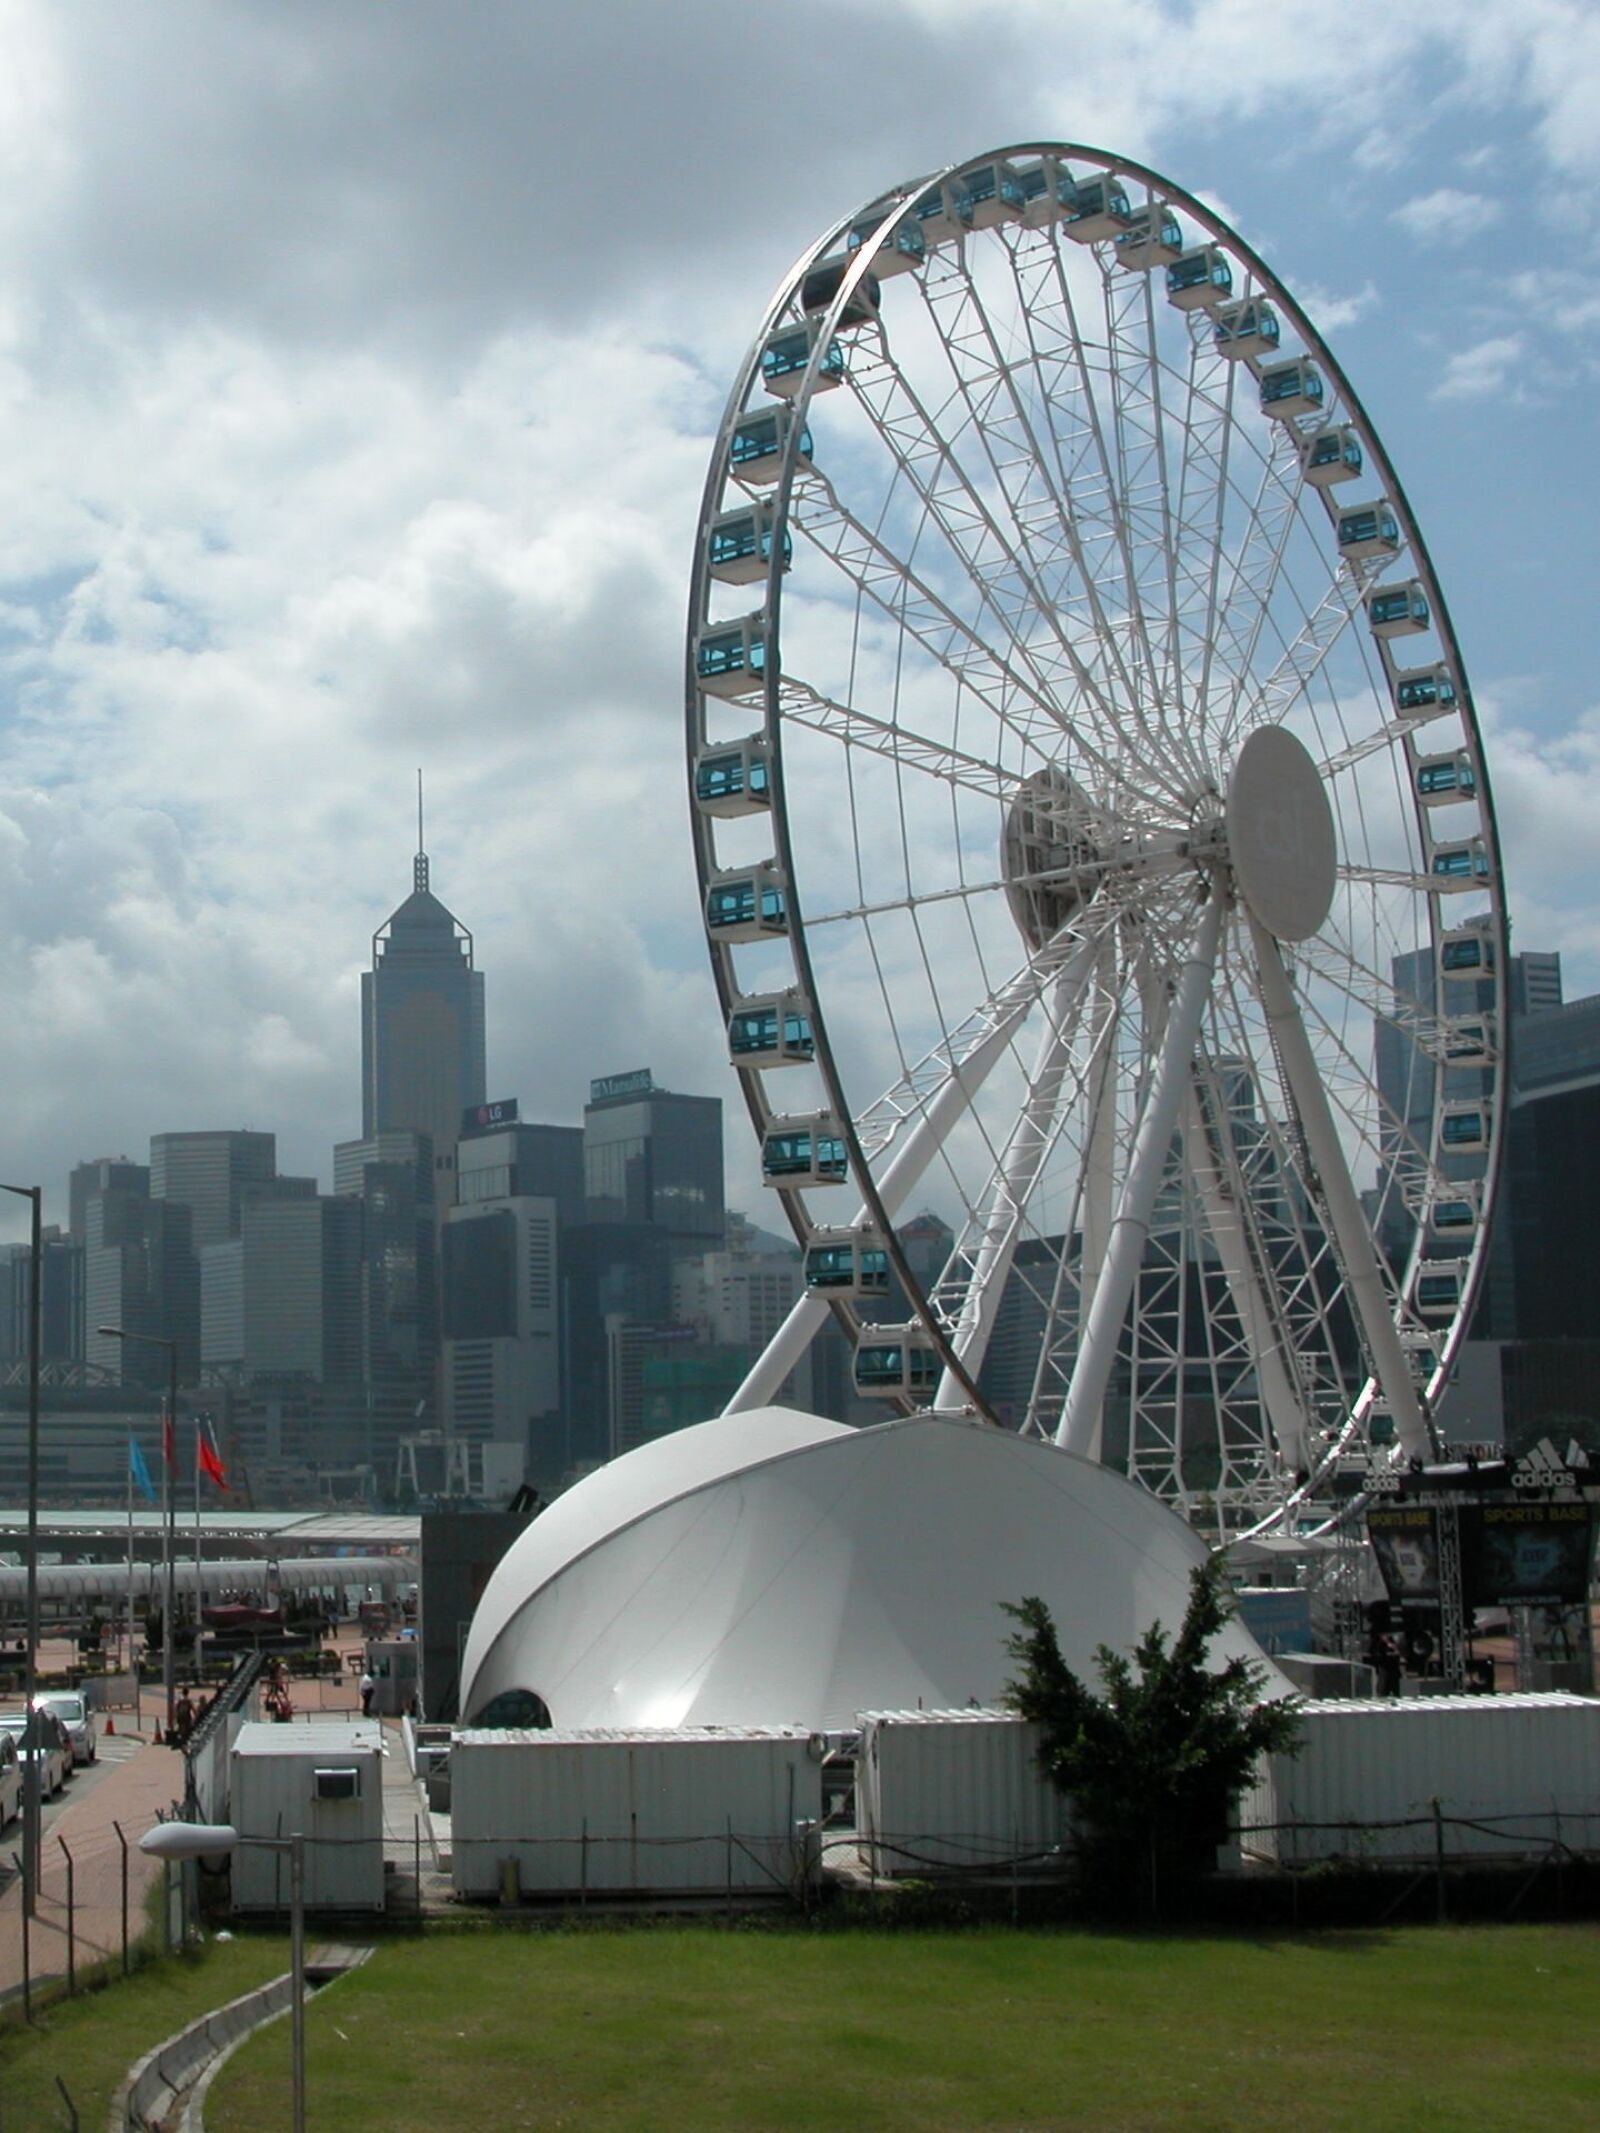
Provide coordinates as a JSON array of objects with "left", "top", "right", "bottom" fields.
[{"left": 129, "top": 1435, "right": 156, "bottom": 1504}]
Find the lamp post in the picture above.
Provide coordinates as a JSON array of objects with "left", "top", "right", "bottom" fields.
[
  {"left": 1, "top": 1181, "right": 42, "bottom": 1919},
  {"left": 98, "top": 1325, "right": 178, "bottom": 1737},
  {"left": 140, "top": 1820, "right": 306, "bottom": 2132}
]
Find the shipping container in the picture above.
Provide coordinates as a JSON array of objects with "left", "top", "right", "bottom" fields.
[
  {"left": 1240, "top": 1694, "right": 1600, "bottom": 1864},
  {"left": 229, "top": 1720, "right": 386, "bottom": 1913},
  {"left": 450, "top": 1727, "right": 824, "bottom": 1899},
  {"left": 856, "top": 1709, "right": 1075, "bottom": 1877}
]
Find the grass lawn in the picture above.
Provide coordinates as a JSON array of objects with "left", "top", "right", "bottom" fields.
[
  {"left": 203, "top": 1922, "right": 1600, "bottom": 2132},
  {"left": 0, "top": 1932, "right": 288, "bottom": 2130}
]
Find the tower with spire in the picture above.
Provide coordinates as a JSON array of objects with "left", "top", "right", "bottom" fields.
[{"left": 361, "top": 775, "right": 487, "bottom": 1208}]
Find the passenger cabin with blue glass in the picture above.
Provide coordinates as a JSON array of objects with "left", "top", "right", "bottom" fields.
[
  {"left": 695, "top": 614, "right": 771, "bottom": 700},
  {"left": 728, "top": 988, "right": 815, "bottom": 1068},
  {"left": 910, "top": 179, "right": 972, "bottom": 247},
  {"left": 953, "top": 161, "right": 1027, "bottom": 230},
  {"left": 708, "top": 503, "right": 791, "bottom": 587},
  {"left": 1167, "top": 245, "right": 1233, "bottom": 310},
  {"left": 1414, "top": 1262, "right": 1463, "bottom": 1319},
  {"left": 1392, "top": 664, "right": 1457, "bottom": 722},
  {"left": 1428, "top": 1185, "right": 1481, "bottom": 1236},
  {"left": 1440, "top": 1102, "right": 1488, "bottom": 1152},
  {"left": 705, "top": 863, "right": 788, "bottom": 943},
  {"left": 1368, "top": 581, "right": 1429, "bottom": 638},
  {"left": 1012, "top": 158, "right": 1060, "bottom": 228},
  {"left": 1429, "top": 836, "right": 1489, "bottom": 889},
  {"left": 1115, "top": 206, "right": 1183, "bottom": 271},
  {"left": 760, "top": 323, "right": 845, "bottom": 400},
  {"left": 1414, "top": 749, "right": 1477, "bottom": 805},
  {"left": 805, "top": 1227, "right": 891, "bottom": 1295},
  {"left": 729, "top": 404, "right": 812, "bottom": 488},
  {"left": 1059, "top": 171, "right": 1132, "bottom": 240},
  {"left": 1440, "top": 926, "right": 1494, "bottom": 977},
  {"left": 1336, "top": 499, "right": 1401, "bottom": 561},
  {"left": 801, "top": 257, "right": 880, "bottom": 332},
  {"left": 1442, "top": 1017, "right": 1493, "bottom": 1062},
  {"left": 1302, "top": 426, "right": 1362, "bottom": 487},
  {"left": 760, "top": 1114, "right": 849, "bottom": 1188},
  {"left": 1259, "top": 359, "right": 1325, "bottom": 421},
  {"left": 845, "top": 205, "right": 926, "bottom": 278},
  {"left": 1212, "top": 298, "right": 1280, "bottom": 360},
  {"left": 853, "top": 1326, "right": 941, "bottom": 1400},
  {"left": 693, "top": 736, "right": 771, "bottom": 818}
]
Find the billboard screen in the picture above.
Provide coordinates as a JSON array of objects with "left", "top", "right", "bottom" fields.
[
  {"left": 1367, "top": 1505, "right": 1440, "bottom": 1604},
  {"left": 1465, "top": 1500, "right": 1596, "bottom": 1608}
]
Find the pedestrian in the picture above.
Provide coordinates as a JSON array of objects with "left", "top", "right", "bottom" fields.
[
  {"left": 360, "top": 1669, "right": 376, "bottom": 1717},
  {"left": 175, "top": 1689, "right": 197, "bottom": 1747}
]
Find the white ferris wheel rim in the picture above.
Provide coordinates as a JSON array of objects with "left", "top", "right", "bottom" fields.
[{"left": 687, "top": 142, "right": 1508, "bottom": 1539}]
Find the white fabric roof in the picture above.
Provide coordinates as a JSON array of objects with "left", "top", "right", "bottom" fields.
[{"left": 460, "top": 1408, "right": 1276, "bottom": 1733}]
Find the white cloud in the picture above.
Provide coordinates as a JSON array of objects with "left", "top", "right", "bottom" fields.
[
  {"left": 1432, "top": 333, "right": 1528, "bottom": 400},
  {"left": 1392, "top": 187, "right": 1503, "bottom": 245}
]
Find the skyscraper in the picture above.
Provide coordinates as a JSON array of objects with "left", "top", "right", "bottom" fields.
[
  {"left": 151, "top": 1130, "right": 295, "bottom": 1249},
  {"left": 362, "top": 809, "right": 486, "bottom": 1212}
]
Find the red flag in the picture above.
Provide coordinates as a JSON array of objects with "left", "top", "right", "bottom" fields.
[
  {"left": 198, "top": 1418, "right": 226, "bottom": 1490},
  {"left": 163, "top": 1406, "right": 175, "bottom": 1471}
]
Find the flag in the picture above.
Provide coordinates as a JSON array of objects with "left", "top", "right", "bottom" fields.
[
  {"left": 197, "top": 1416, "right": 226, "bottom": 1490},
  {"left": 163, "top": 1405, "right": 175, "bottom": 1471},
  {"left": 129, "top": 1436, "right": 157, "bottom": 1505}
]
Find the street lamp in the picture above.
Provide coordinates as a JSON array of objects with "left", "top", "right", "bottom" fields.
[
  {"left": 98, "top": 1325, "right": 178, "bottom": 1736},
  {"left": 140, "top": 1820, "right": 307, "bottom": 2133},
  {"left": 1, "top": 1181, "right": 42, "bottom": 1922}
]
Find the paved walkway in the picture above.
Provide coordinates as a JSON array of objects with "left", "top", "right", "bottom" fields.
[{"left": 0, "top": 1736, "right": 183, "bottom": 2006}]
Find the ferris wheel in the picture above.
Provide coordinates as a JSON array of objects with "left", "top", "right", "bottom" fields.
[{"left": 685, "top": 144, "right": 1507, "bottom": 1537}]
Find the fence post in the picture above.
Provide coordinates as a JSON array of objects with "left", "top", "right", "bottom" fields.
[
  {"left": 414, "top": 1813, "right": 422, "bottom": 1922},
  {"left": 59, "top": 1835, "right": 75, "bottom": 1995},
  {"left": 580, "top": 1818, "right": 588, "bottom": 1909},
  {"left": 15, "top": 1846, "right": 29, "bottom": 2023},
  {"left": 725, "top": 1817, "right": 734, "bottom": 1920},
  {"left": 114, "top": 1820, "right": 130, "bottom": 1975},
  {"left": 1431, "top": 1797, "right": 1447, "bottom": 1924},
  {"left": 55, "top": 2073, "right": 79, "bottom": 2130}
]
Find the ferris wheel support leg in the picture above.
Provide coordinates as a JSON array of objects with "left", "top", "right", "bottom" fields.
[
  {"left": 1182, "top": 1074, "right": 1311, "bottom": 1475},
  {"left": 1245, "top": 913, "right": 1431, "bottom": 1462},
  {"left": 1056, "top": 894, "right": 1224, "bottom": 1458},
  {"left": 934, "top": 945, "right": 1096, "bottom": 1407},
  {"left": 724, "top": 983, "right": 1039, "bottom": 1416}
]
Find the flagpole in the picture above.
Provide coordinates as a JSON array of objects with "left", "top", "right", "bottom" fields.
[
  {"left": 193, "top": 1417, "right": 203, "bottom": 1682},
  {"left": 125, "top": 1439, "right": 134, "bottom": 1676}
]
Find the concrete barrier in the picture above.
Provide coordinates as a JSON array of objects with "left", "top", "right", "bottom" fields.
[{"left": 110, "top": 1971, "right": 293, "bottom": 2131}]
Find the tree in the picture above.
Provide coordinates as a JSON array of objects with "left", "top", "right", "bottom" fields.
[{"left": 1002, "top": 1555, "right": 1302, "bottom": 1910}]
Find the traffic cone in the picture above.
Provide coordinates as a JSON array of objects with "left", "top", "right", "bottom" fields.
[{"left": 105, "top": 1716, "right": 115, "bottom": 1734}]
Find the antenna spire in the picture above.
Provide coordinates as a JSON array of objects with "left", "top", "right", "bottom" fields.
[{"left": 414, "top": 769, "right": 429, "bottom": 894}]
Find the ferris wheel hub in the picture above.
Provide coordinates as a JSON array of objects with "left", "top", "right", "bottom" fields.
[{"left": 1225, "top": 724, "right": 1338, "bottom": 943}]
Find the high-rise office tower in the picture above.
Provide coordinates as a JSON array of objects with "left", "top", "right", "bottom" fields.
[
  {"left": 151, "top": 1130, "right": 300, "bottom": 1250},
  {"left": 333, "top": 1129, "right": 439, "bottom": 1472},
  {"left": 83, "top": 1190, "right": 200, "bottom": 1387},
  {"left": 361, "top": 809, "right": 486, "bottom": 1213},
  {"left": 583, "top": 1070, "right": 724, "bottom": 1253},
  {"left": 68, "top": 1158, "right": 149, "bottom": 1243},
  {"left": 200, "top": 1197, "right": 363, "bottom": 1386}
]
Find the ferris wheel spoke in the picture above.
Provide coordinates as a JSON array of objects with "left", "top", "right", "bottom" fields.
[
  {"left": 924, "top": 234, "right": 1208, "bottom": 798},
  {"left": 778, "top": 675, "right": 1024, "bottom": 807},
  {"left": 789, "top": 478, "right": 1075, "bottom": 775},
  {"left": 835, "top": 334, "right": 1198, "bottom": 813}
]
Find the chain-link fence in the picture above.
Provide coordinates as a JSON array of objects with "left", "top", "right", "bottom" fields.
[{"left": 1, "top": 1812, "right": 172, "bottom": 2021}]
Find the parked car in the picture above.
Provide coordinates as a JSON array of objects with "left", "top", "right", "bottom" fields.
[
  {"left": 37, "top": 1689, "right": 97, "bottom": 1767},
  {"left": 0, "top": 1706, "right": 72, "bottom": 1799},
  {"left": 0, "top": 1732, "right": 19, "bottom": 1831}
]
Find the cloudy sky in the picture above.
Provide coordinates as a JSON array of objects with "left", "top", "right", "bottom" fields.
[{"left": 1, "top": 0, "right": 1597, "bottom": 1241}]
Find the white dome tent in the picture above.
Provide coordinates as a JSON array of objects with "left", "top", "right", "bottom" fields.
[{"left": 458, "top": 1408, "right": 1274, "bottom": 1734}]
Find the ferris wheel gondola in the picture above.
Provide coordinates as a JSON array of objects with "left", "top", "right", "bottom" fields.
[{"left": 686, "top": 144, "right": 1507, "bottom": 1538}]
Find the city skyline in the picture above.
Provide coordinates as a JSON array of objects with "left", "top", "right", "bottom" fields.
[{"left": 2, "top": 5, "right": 1599, "bottom": 1245}]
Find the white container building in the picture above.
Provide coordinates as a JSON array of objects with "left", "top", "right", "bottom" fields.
[
  {"left": 856, "top": 1709, "right": 1075, "bottom": 1877},
  {"left": 1240, "top": 1694, "right": 1600, "bottom": 1865},
  {"left": 450, "top": 1727, "right": 825, "bottom": 1899},
  {"left": 229, "top": 1720, "right": 386, "bottom": 1913}
]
